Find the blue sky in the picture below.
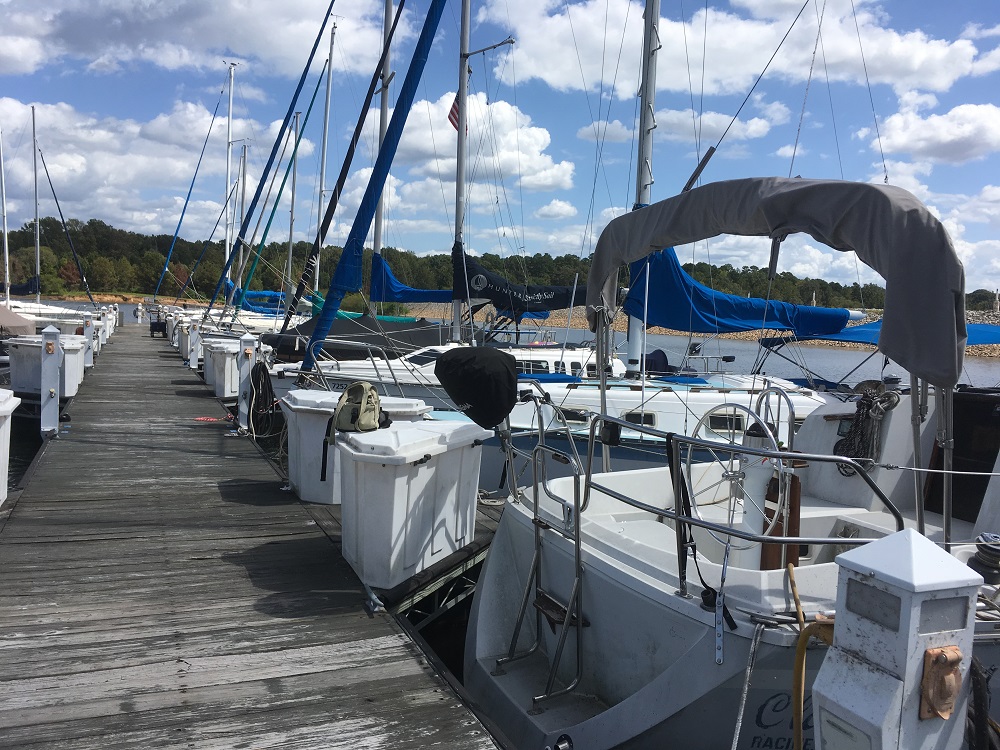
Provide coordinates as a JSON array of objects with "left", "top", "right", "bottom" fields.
[{"left": 1, "top": 0, "right": 999, "bottom": 294}]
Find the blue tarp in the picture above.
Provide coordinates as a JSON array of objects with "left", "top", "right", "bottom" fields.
[
  {"left": 794, "top": 320, "right": 1000, "bottom": 347},
  {"left": 623, "top": 247, "right": 850, "bottom": 336},
  {"left": 497, "top": 309, "right": 550, "bottom": 321},
  {"left": 517, "top": 373, "right": 582, "bottom": 383},
  {"left": 370, "top": 253, "right": 451, "bottom": 303}
]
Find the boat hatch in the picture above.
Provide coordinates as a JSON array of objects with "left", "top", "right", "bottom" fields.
[
  {"left": 407, "top": 349, "right": 445, "bottom": 366},
  {"left": 707, "top": 413, "right": 745, "bottom": 433},
  {"left": 624, "top": 410, "right": 655, "bottom": 427}
]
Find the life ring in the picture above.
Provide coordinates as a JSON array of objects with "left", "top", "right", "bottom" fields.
[{"left": 132, "top": 308, "right": 139, "bottom": 318}]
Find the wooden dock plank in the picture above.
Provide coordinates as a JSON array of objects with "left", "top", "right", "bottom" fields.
[{"left": 0, "top": 322, "right": 497, "bottom": 749}]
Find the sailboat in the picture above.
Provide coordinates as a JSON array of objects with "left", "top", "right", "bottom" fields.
[
  {"left": 4, "top": 107, "right": 91, "bottom": 332},
  {"left": 462, "top": 176, "right": 1000, "bottom": 749},
  {"left": 269, "top": 0, "right": 609, "bottom": 395},
  {"left": 298, "top": 0, "right": 847, "bottom": 471}
]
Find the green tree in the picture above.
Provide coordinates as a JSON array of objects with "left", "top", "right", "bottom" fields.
[{"left": 87, "top": 256, "right": 119, "bottom": 291}]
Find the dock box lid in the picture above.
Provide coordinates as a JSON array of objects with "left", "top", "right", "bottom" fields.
[
  {"left": 203, "top": 339, "right": 241, "bottom": 350},
  {"left": 281, "top": 389, "right": 343, "bottom": 413},
  {"left": 378, "top": 396, "right": 433, "bottom": 418},
  {"left": 0, "top": 388, "right": 20, "bottom": 416},
  {"left": 338, "top": 421, "right": 492, "bottom": 464}
]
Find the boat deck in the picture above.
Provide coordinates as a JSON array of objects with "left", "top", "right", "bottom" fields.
[{"left": 0, "top": 322, "right": 499, "bottom": 749}]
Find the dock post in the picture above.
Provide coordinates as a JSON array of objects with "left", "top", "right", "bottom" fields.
[
  {"left": 40, "top": 325, "right": 62, "bottom": 438},
  {"left": 83, "top": 313, "right": 95, "bottom": 369},
  {"left": 237, "top": 333, "right": 257, "bottom": 432},
  {"left": 189, "top": 322, "right": 201, "bottom": 371},
  {"left": 99, "top": 309, "right": 109, "bottom": 346}
]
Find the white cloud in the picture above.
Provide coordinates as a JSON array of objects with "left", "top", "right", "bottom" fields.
[
  {"left": 388, "top": 92, "right": 574, "bottom": 193},
  {"left": 0, "top": 0, "right": 403, "bottom": 78},
  {"left": 656, "top": 107, "right": 779, "bottom": 144},
  {"left": 775, "top": 143, "right": 805, "bottom": 159},
  {"left": 877, "top": 99, "right": 1000, "bottom": 164},
  {"left": 577, "top": 119, "right": 632, "bottom": 143},
  {"left": 962, "top": 24, "right": 1000, "bottom": 40},
  {"left": 535, "top": 199, "right": 577, "bottom": 219}
]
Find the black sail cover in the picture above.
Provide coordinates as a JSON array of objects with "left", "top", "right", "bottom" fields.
[
  {"left": 434, "top": 347, "right": 517, "bottom": 429},
  {"left": 451, "top": 242, "right": 586, "bottom": 315}
]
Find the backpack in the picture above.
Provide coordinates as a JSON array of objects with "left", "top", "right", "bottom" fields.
[
  {"left": 334, "top": 381, "right": 383, "bottom": 432},
  {"left": 320, "top": 382, "right": 390, "bottom": 481}
]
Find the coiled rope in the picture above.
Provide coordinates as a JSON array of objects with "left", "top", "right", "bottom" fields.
[
  {"left": 248, "top": 361, "right": 279, "bottom": 438},
  {"left": 834, "top": 388, "right": 900, "bottom": 476}
]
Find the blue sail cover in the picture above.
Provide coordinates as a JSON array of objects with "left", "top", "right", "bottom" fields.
[
  {"left": 370, "top": 253, "right": 451, "bottom": 303},
  {"left": 623, "top": 247, "right": 850, "bottom": 336}
]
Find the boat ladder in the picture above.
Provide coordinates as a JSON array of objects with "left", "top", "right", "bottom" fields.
[{"left": 493, "top": 440, "right": 587, "bottom": 707}]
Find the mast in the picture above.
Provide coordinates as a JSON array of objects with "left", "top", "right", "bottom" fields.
[
  {"left": 624, "top": 0, "right": 660, "bottom": 377},
  {"left": 225, "top": 62, "right": 236, "bottom": 287},
  {"left": 373, "top": 3, "right": 393, "bottom": 262},
  {"left": 239, "top": 144, "right": 248, "bottom": 252},
  {"left": 450, "top": 0, "right": 471, "bottom": 342},
  {"left": 286, "top": 112, "right": 301, "bottom": 307},
  {"left": 32, "top": 106, "right": 40, "bottom": 305},
  {"left": 0, "top": 128, "right": 9, "bottom": 304},
  {"left": 316, "top": 22, "right": 337, "bottom": 294}
]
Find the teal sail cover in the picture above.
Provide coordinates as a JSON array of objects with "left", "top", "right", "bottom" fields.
[{"left": 623, "top": 246, "right": 850, "bottom": 336}]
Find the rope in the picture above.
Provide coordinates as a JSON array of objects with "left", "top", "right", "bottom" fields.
[
  {"left": 248, "top": 361, "right": 279, "bottom": 438},
  {"left": 879, "top": 465, "right": 1000, "bottom": 478},
  {"left": 787, "top": 562, "right": 805, "bottom": 631},
  {"left": 731, "top": 623, "right": 766, "bottom": 750},
  {"left": 793, "top": 621, "right": 835, "bottom": 750},
  {"left": 834, "top": 389, "right": 900, "bottom": 476}
]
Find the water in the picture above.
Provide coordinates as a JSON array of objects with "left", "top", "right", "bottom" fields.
[
  {"left": 632, "top": 332, "right": 1000, "bottom": 389},
  {"left": 8, "top": 419, "right": 42, "bottom": 492}
]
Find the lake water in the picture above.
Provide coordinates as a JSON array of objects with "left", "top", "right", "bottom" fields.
[{"left": 7, "top": 308, "right": 1000, "bottom": 490}]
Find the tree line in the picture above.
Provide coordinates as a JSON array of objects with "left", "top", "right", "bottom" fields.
[{"left": 3, "top": 216, "right": 995, "bottom": 311}]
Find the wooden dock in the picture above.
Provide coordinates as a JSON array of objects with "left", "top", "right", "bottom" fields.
[{"left": 0, "top": 323, "right": 500, "bottom": 749}]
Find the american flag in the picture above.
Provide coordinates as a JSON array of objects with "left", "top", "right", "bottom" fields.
[{"left": 448, "top": 94, "right": 460, "bottom": 130}]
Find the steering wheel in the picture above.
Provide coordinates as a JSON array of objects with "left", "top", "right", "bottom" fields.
[{"left": 683, "top": 403, "right": 787, "bottom": 550}]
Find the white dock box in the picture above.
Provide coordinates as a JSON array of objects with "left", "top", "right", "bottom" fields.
[
  {"left": 176, "top": 320, "right": 191, "bottom": 355},
  {"left": 9, "top": 335, "right": 87, "bottom": 398},
  {"left": 201, "top": 339, "right": 228, "bottom": 387},
  {"left": 338, "top": 420, "right": 492, "bottom": 589},
  {"left": 208, "top": 341, "right": 240, "bottom": 395},
  {"left": 0, "top": 389, "right": 22, "bottom": 504},
  {"left": 280, "top": 389, "right": 433, "bottom": 505}
]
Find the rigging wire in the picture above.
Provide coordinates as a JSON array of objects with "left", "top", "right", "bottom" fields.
[
  {"left": 850, "top": 0, "right": 888, "bottom": 184},
  {"left": 713, "top": 0, "right": 811, "bottom": 150},
  {"left": 37, "top": 148, "right": 97, "bottom": 308},
  {"left": 172, "top": 181, "right": 237, "bottom": 304},
  {"left": 154, "top": 78, "right": 226, "bottom": 300},
  {"left": 231, "top": 59, "right": 328, "bottom": 320},
  {"left": 787, "top": 0, "right": 829, "bottom": 179},
  {"left": 815, "top": 4, "right": 845, "bottom": 180}
]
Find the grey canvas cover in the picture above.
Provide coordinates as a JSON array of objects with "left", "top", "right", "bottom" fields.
[
  {"left": 585, "top": 177, "right": 966, "bottom": 388},
  {"left": 0, "top": 304, "right": 37, "bottom": 336}
]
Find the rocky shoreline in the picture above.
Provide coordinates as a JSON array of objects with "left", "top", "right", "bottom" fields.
[
  {"left": 402, "top": 302, "right": 1000, "bottom": 359},
  {"left": 46, "top": 295, "right": 1000, "bottom": 358}
]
